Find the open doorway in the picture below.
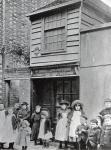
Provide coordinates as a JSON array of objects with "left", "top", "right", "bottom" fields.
[{"left": 31, "top": 77, "right": 79, "bottom": 124}]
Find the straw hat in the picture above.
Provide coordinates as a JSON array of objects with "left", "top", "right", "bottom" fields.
[
  {"left": 71, "top": 100, "right": 83, "bottom": 108},
  {"left": 41, "top": 108, "right": 50, "bottom": 118}
]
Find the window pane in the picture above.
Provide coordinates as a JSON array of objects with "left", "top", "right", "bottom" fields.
[{"left": 44, "top": 27, "right": 65, "bottom": 52}]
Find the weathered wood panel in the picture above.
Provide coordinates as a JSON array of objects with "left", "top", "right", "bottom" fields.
[
  {"left": 67, "top": 29, "right": 79, "bottom": 36},
  {"left": 67, "top": 46, "right": 79, "bottom": 53},
  {"left": 67, "top": 41, "right": 79, "bottom": 47},
  {"left": 66, "top": 8, "right": 80, "bottom": 54},
  {"left": 30, "top": 7, "right": 81, "bottom": 67},
  {"left": 31, "top": 38, "right": 41, "bottom": 45},
  {"left": 30, "top": 53, "right": 80, "bottom": 66},
  {"left": 31, "top": 44, "right": 41, "bottom": 52},
  {"left": 67, "top": 23, "right": 79, "bottom": 29},
  {"left": 81, "top": 3, "right": 106, "bottom": 29},
  {"left": 31, "top": 32, "right": 41, "bottom": 40},
  {"left": 67, "top": 35, "right": 79, "bottom": 41}
]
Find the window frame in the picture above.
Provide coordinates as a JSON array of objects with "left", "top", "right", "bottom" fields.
[{"left": 41, "top": 10, "right": 67, "bottom": 55}]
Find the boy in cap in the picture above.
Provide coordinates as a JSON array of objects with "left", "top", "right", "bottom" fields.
[
  {"left": 31, "top": 105, "right": 41, "bottom": 145},
  {"left": 75, "top": 115, "right": 89, "bottom": 150},
  {"left": 99, "top": 99, "right": 111, "bottom": 150},
  {"left": 86, "top": 119, "right": 101, "bottom": 150},
  {"left": 17, "top": 102, "right": 30, "bottom": 123}
]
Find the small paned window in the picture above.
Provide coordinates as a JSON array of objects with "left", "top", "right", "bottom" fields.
[{"left": 42, "top": 11, "right": 66, "bottom": 54}]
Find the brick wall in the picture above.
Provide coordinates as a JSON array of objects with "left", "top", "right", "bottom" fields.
[
  {"left": 0, "top": 0, "right": 3, "bottom": 102},
  {"left": 1, "top": 0, "right": 56, "bottom": 106},
  {"left": 4, "top": 0, "right": 56, "bottom": 68}
]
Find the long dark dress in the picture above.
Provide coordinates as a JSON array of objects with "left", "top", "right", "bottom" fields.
[{"left": 31, "top": 112, "right": 41, "bottom": 141}]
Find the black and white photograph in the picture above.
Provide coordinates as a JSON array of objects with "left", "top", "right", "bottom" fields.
[{"left": 0, "top": 0, "right": 111, "bottom": 150}]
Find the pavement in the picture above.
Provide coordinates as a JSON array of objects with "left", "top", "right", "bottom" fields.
[
  {"left": 2, "top": 138, "right": 73, "bottom": 150},
  {"left": 2, "top": 140, "right": 59, "bottom": 150},
  {"left": 27, "top": 141, "right": 58, "bottom": 150}
]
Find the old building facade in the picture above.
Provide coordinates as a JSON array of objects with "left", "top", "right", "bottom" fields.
[
  {"left": 28, "top": 0, "right": 111, "bottom": 122},
  {"left": 1, "top": 0, "right": 111, "bottom": 121}
]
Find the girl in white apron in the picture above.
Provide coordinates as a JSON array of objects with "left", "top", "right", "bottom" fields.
[{"left": 55, "top": 100, "right": 69, "bottom": 149}]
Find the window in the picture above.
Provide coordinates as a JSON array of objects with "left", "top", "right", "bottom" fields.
[
  {"left": 42, "top": 11, "right": 66, "bottom": 54},
  {"left": 56, "top": 77, "right": 79, "bottom": 106}
]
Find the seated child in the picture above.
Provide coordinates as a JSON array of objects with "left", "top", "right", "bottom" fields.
[
  {"left": 86, "top": 119, "right": 101, "bottom": 150},
  {"left": 38, "top": 108, "right": 52, "bottom": 148},
  {"left": 75, "top": 115, "right": 89, "bottom": 150},
  {"left": 16, "top": 120, "right": 31, "bottom": 150}
]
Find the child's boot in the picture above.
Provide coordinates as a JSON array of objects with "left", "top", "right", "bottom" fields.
[
  {"left": 65, "top": 141, "right": 68, "bottom": 149},
  {"left": 39, "top": 139, "right": 43, "bottom": 145},
  {"left": 25, "top": 146, "right": 27, "bottom": 150},
  {"left": 34, "top": 140, "right": 37, "bottom": 145},
  {"left": 9, "top": 142, "right": 14, "bottom": 149},
  {"left": 22, "top": 146, "right": 25, "bottom": 150},
  {"left": 59, "top": 141, "right": 62, "bottom": 149},
  {"left": 46, "top": 141, "right": 49, "bottom": 148}
]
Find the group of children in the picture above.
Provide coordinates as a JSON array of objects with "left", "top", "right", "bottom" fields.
[
  {"left": 30, "top": 99, "right": 111, "bottom": 150},
  {"left": 0, "top": 102, "right": 31, "bottom": 150},
  {"left": 31, "top": 105, "right": 52, "bottom": 147},
  {"left": 54, "top": 99, "right": 111, "bottom": 150},
  {"left": 0, "top": 98, "right": 111, "bottom": 150}
]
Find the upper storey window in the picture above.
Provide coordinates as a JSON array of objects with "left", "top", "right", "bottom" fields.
[{"left": 42, "top": 11, "right": 66, "bottom": 54}]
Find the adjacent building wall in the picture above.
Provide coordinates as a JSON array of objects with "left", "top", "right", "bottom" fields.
[{"left": 80, "top": 23, "right": 111, "bottom": 119}]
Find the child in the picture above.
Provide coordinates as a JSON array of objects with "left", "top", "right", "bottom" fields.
[
  {"left": 68, "top": 100, "right": 85, "bottom": 148},
  {"left": 99, "top": 98, "right": 111, "bottom": 150},
  {"left": 86, "top": 119, "right": 101, "bottom": 150},
  {"left": 31, "top": 105, "right": 41, "bottom": 145},
  {"left": 17, "top": 102, "right": 30, "bottom": 121},
  {"left": 0, "top": 107, "right": 17, "bottom": 149},
  {"left": 75, "top": 115, "right": 89, "bottom": 150},
  {"left": 0, "top": 103, "right": 6, "bottom": 149},
  {"left": 55, "top": 100, "right": 69, "bottom": 149},
  {"left": 38, "top": 108, "right": 52, "bottom": 148},
  {"left": 16, "top": 120, "right": 31, "bottom": 150}
]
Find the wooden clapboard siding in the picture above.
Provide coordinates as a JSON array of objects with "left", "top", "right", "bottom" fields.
[
  {"left": 30, "top": 18, "right": 42, "bottom": 62},
  {"left": 66, "top": 7, "right": 80, "bottom": 51},
  {"left": 81, "top": 3, "right": 107, "bottom": 29},
  {"left": 31, "top": 53, "right": 80, "bottom": 66},
  {"left": 30, "top": 6, "right": 81, "bottom": 67}
]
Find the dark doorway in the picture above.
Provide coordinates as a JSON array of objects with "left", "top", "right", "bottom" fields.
[{"left": 31, "top": 77, "right": 79, "bottom": 123}]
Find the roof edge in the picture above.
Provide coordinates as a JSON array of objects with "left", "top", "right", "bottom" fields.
[
  {"left": 26, "top": 0, "right": 82, "bottom": 18},
  {"left": 81, "top": 22, "right": 111, "bottom": 33},
  {"left": 83, "top": 0, "right": 111, "bottom": 19}
]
